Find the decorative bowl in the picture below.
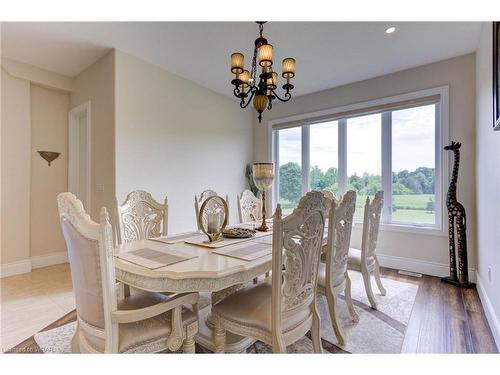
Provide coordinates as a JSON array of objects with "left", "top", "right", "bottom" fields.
[{"left": 222, "top": 227, "right": 256, "bottom": 239}]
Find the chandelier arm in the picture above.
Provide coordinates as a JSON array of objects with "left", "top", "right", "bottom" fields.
[
  {"left": 270, "top": 89, "right": 292, "bottom": 102},
  {"left": 233, "top": 87, "right": 242, "bottom": 98},
  {"left": 240, "top": 89, "right": 256, "bottom": 109}
]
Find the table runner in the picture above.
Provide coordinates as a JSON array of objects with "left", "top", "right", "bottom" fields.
[{"left": 184, "top": 230, "right": 272, "bottom": 249}]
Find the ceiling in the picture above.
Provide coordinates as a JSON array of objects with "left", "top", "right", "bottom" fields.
[{"left": 1, "top": 22, "right": 482, "bottom": 98}]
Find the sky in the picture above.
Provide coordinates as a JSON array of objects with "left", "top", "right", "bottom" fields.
[{"left": 278, "top": 104, "right": 435, "bottom": 175}]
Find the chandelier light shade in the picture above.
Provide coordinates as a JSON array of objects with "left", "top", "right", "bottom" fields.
[
  {"left": 231, "top": 53, "right": 244, "bottom": 74},
  {"left": 282, "top": 58, "right": 296, "bottom": 79},
  {"left": 258, "top": 44, "right": 273, "bottom": 67},
  {"left": 267, "top": 72, "right": 278, "bottom": 89},
  {"left": 238, "top": 69, "right": 250, "bottom": 88},
  {"left": 230, "top": 22, "right": 296, "bottom": 123}
]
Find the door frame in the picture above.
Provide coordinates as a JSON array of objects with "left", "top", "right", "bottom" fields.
[{"left": 68, "top": 101, "right": 91, "bottom": 211}]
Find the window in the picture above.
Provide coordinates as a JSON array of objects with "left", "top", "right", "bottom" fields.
[
  {"left": 272, "top": 88, "right": 445, "bottom": 230},
  {"left": 310, "top": 121, "right": 339, "bottom": 194},
  {"left": 276, "top": 127, "right": 302, "bottom": 215},
  {"left": 392, "top": 104, "right": 436, "bottom": 225},
  {"left": 347, "top": 114, "right": 381, "bottom": 219}
]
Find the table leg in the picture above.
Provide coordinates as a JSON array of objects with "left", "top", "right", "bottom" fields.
[{"left": 194, "top": 305, "right": 255, "bottom": 353}]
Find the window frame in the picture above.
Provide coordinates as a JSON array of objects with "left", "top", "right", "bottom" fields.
[{"left": 270, "top": 86, "right": 449, "bottom": 236}]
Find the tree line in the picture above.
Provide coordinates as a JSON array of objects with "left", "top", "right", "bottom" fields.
[{"left": 279, "top": 162, "right": 435, "bottom": 203}]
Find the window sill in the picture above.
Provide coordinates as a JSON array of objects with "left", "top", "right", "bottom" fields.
[{"left": 353, "top": 221, "right": 446, "bottom": 237}]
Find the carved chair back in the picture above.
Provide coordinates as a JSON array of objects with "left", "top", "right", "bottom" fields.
[
  {"left": 237, "top": 189, "right": 261, "bottom": 223},
  {"left": 361, "top": 190, "right": 384, "bottom": 263},
  {"left": 322, "top": 190, "right": 338, "bottom": 212},
  {"left": 324, "top": 190, "right": 356, "bottom": 288},
  {"left": 195, "top": 190, "right": 229, "bottom": 230},
  {"left": 271, "top": 191, "right": 327, "bottom": 336},
  {"left": 115, "top": 190, "right": 168, "bottom": 245},
  {"left": 58, "top": 192, "right": 118, "bottom": 352}
]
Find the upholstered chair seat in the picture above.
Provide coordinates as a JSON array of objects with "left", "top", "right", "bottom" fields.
[
  {"left": 212, "top": 281, "right": 311, "bottom": 342},
  {"left": 117, "top": 293, "right": 197, "bottom": 353},
  {"left": 317, "top": 263, "right": 346, "bottom": 289},
  {"left": 347, "top": 248, "right": 376, "bottom": 269}
]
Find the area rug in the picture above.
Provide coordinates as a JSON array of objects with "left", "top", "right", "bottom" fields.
[{"left": 10, "top": 271, "right": 418, "bottom": 354}]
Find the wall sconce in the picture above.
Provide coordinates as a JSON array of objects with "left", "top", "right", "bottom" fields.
[{"left": 38, "top": 151, "right": 60, "bottom": 166}]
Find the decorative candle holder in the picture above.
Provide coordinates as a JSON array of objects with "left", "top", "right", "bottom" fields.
[
  {"left": 252, "top": 162, "right": 274, "bottom": 232},
  {"left": 198, "top": 195, "right": 229, "bottom": 243}
]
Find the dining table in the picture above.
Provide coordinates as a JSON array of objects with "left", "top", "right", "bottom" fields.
[
  {"left": 114, "top": 220, "right": 332, "bottom": 353},
  {"left": 114, "top": 223, "right": 276, "bottom": 353}
]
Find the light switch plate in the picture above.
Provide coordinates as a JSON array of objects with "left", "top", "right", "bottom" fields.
[{"left": 96, "top": 184, "right": 105, "bottom": 193}]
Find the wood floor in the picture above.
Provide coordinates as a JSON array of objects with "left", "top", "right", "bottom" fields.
[
  {"left": 380, "top": 268, "right": 498, "bottom": 353},
  {"left": 0, "top": 264, "right": 497, "bottom": 353}
]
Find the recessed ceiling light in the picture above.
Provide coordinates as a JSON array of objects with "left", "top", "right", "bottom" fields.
[{"left": 385, "top": 26, "right": 396, "bottom": 34}]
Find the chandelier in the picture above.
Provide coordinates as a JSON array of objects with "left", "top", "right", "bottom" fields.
[{"left": 230, "top": 21, "right": 296, "bottom": 123}]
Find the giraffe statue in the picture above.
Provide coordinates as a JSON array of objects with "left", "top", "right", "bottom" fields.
[{"left": 443, "top": 141, "right": 473, "bottom": 287}]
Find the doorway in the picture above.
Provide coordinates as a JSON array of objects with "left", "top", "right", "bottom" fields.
[{"left": 68, "top": 101, "right": 91, "bottom": 211}]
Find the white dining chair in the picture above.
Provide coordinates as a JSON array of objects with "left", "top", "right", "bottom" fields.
[
  {"left": 211, "top": 191, "right": 328, "bottom": 353},
  {"left": 348, "top": 190, "right": 386, "bottom": 310},
  {"left": 57, "top": 192, "right": 199, "bottom": 353},
  {"left": 115, "top": 190, "right": 168, "bottom": 245},
  {"left": 317, "top": 190, "right": 359, "bottom": 346},
  {"left": 237, "top": 189, "right": 261, "bottom": 223},
  {"left": 195, "top": 189, "right": 229, "bottom": 230}
]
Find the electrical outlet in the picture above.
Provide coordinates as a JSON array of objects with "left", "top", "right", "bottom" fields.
[
  {"left": 96, "top": 184, "right": 105, "bottom": 193},
  {"left": 488, "top": 267, "right": 492, "bottom": 282}
]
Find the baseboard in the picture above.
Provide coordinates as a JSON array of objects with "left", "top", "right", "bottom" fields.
[
  {"left": 476, "top": 273, "right": 500, "bottom": 350},
  {"left": 1, "top": 251, "right": 68, "bottom": 278},
  {"left": 31, "top": 251, "right": 68, "bottom": 269},
  {"left": 0, "top": 259, "right": 32, "bottom": 278},
  {"left": 377, "top": 253, "right": 476, "bottom": 282}
]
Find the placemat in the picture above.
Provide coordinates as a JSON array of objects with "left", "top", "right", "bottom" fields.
[
  {"left": 150, "top": 232, "right": 202, "bottom": 244},
  {"left": 117, "top": 248, "right": 195, "bottom": 269},
  {"left": 213, "top": 242, "right": 271, "bottom": 261}
]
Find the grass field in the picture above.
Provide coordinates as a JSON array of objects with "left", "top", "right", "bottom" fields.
[{"left": 279, "top": 193, "right": 436, "bottom": 224}]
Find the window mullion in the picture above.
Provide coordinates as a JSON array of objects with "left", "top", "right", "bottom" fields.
[
  {"left": 381, "top": 111, "right": 392, "bottom": 224},
  {"left": 338, "top": 119, "right": 347, "bottom": 195},
  {"left": 302, "top": 125, "right": 310, "bottom": 195}
]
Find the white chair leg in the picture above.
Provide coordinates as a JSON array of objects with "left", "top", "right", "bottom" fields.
[
  {"left": 362, "top": 268, "right": 378, "bottom": 310},
  {"left": 311, "top": 300, "right": 323, "bottom": 353},
  {"left": 213, "top": 315, "right": 226, "bottom": 353},
  {"left": 345, "top": 272, "right": 359, "bottom": 323},
  {"left": 374, "top": 260, "right": 387, "bottom": 296},
  {"left": 325, "top": 288, "right": 345, "bottom": 346}
]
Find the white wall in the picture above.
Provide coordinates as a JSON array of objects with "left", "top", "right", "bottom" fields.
[
  {"left": 114, "top": 50, "right": 254, "bottom": 233},
  {"left": 475, "top": 22, "right": 500, "bottom": 347},
  {"left": 30, "top": 84, "right": 69, "bottom": 259},
  {"left": 254, "top": 54, "right": 477, "bottom": 276}
]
